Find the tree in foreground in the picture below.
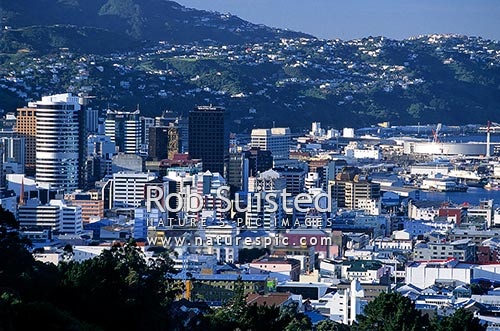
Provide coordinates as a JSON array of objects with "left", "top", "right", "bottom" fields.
[
  {"left": 203, "top": 278, "right": 312, "bottom": 331},
  {"left": 0, "top": 212, "right": 185, "bottom": 331},
  {"left": 353, "top": 291, "right": 486, "bottom": 331},
  {"left": 0, "top": 207, "right": 93, "bottom": 330},
  {"left": 57, "top": 240, "right": 183, "bottom": 330},
  {"left": 353, "top": 292, "right": 430, "bottom": 331},
  {"left": 316, "top": 319, "right": 351, "bottom": 331},
  {"left": 432, "top": 308, "right": 486, "bottom": 331}
]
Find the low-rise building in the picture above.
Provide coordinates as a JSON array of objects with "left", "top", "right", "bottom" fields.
[
  {"left": 312, "top": 280, "right": 375, "bottom": 325},
  {"left": 341, "top": 260, "right": 387, "bottom": 283},
  {"left": 18, "top": 199, "right": 61, "bottom": 232},
  {"left": 408, "top": 200, "right": 443, "bottom": 221},
  {"left": 405, "top": 259, "right": 500, "bottom": 289},
  {"left": 65, "top": 190, "right": 104, "bottom": 223},
  {"left": 249, "top": 256, "right": 301, "bottom": 281},
  {"left": 173, "top": 273, "right": 269, "bottom": 304},
  {"left": 413, "top": 239, "right": 476, "bottom": 262}
]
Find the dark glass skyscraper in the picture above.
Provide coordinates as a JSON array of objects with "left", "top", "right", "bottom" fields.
[
  {"left": 188, "top": 106, "right": 229, "bottom": 176},
  {"left": 148, "top": 125, "right": 180, "bottom": 161},
  {"left": 148, "top": 126, "right": 168, "bottom": 161}
]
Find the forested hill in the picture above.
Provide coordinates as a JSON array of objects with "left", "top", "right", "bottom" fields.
[{"left": 0, "top": 0, "right": 309, "bottom": 54}]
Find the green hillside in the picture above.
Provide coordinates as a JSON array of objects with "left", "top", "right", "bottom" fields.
[{"left": 0, "top": 0, "right": 309, "bottom": 54}]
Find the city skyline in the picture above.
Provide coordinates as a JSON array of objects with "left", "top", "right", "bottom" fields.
[{"left": 1, "top": 2, "right": 500, "bottom": 330}]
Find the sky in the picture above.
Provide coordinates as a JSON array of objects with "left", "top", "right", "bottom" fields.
[{"left": 176, "top": 0, "right": 500, "bottom": 41}]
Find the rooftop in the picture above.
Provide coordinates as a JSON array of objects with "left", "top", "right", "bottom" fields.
[
  {"left": 344, "top": 260, "right": 383, "bottom": 272},
  {"left": 246, "top": 292, "right": 291, "bottom": 307},
  {"left": 170, "top": 273, "right": 269, "bottom": 282}
]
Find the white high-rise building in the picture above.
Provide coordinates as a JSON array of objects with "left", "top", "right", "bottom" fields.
[
  {"left": 310, "top": 122, "right": 325, "bottom": 137},
  {"left": 35, "top": 93, "right": 80, "bottom": 193},
  {"left": 18, "top": 199, "right": 83, "bottom": 235},
  {"left": 112, "top": 172, "right": 157, "bottom": 208},
  {"left": 250, "top": 128, "right": 291, "bottom": 166},
  {"left": 105, "top": 109, "right": 141, "bottom": 154},
  {"left": 164, "top": 171, "right": 195, "bottom": 220}
]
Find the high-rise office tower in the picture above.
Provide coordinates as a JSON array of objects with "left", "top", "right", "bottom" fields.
[
  {"left": 85, "top": 107, "right": 99, "bottom": 134},
  {"left": 245, "top": 147, "right": 273, "bottom": 177},
  {"left": 176, "top": 117, "right": 189, "bottom": 153},
  {"left": 226, "top": 148, "right": 273, "bottom": 195},
  {"left": 49, "top": 199, "right": 83, "bottom": 234},
  {"left": 140, "top": 116, "right": 155, "bottom": 154},
  {"left": 105, "top": 109, "right": 141, "bottom": 154},
  {"left": 148, "top": 126, "right": 168, "bottom": 161},
  {"left": 0, "top": 135, "right": 26, "bottom": 174},
  {"left": 0, "top": 141, "right": 4, "bottom": 195},
  {"left": 148, "top": 125, "right": 180, "bottom": 161},
  {"left": 112, "top": 172, "right": 157, "bottom": 208},
  {"left": 85, "top": 156, "right": 108, "bottom": 186},
  {"left": 188, "top": 106, "right": 229, "bottom": 176},
  {"left": 155, "top": 111, "right": 188, "bottom": 153},
  {"left": 329, "top": 167, "right": 380, "bottom": 209},
  {"left": 35, "top": 93, "right": 80, "bottom": 193},
  {"left": 250, "top": 128, "right": 291, "bottom": 166},
  {"left": 274, "top": 166, "right": 306, "bottom": 195},
  {"left": 227, "top": 152, "right": 249, "bottom": 194},
  {"left": 77, "top": 94, "right": 92, "bottom": 190},
  {"left": 246, "top": 170, "right": 285, "bottom": 230},
  {"left": 15, "top": 106, "right": 37, "bottom": 175},
  {"left": 87, "top": 135, "right": 115, "bottom": 178}
]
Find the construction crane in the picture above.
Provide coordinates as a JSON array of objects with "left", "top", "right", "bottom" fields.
[{"left": 432, "top": 123, "right": 442, "bottom": 143}]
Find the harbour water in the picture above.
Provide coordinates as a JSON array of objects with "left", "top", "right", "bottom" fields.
[
  {"left": 421, "top": 187, "right": 500, "bottom": 205},
  {"left": 416, "top": 133, "right": 500, "bottom": 205}
]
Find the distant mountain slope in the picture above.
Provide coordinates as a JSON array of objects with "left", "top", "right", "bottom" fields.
[
  {"left": 0, "top": 0, "right": 310, "bottom": 54},
  {"left": 0, "top": 25, "right": 139, "bottom": 54}
]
